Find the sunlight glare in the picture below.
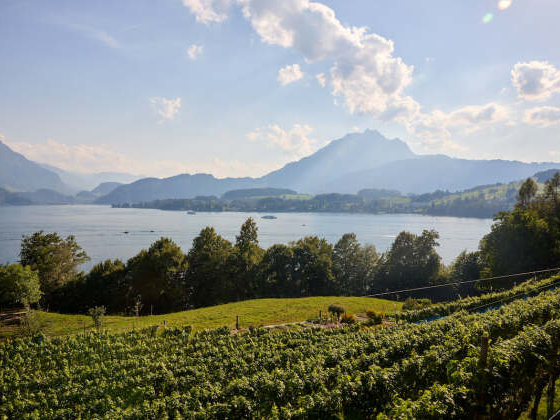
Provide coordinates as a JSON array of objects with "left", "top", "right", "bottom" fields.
[
  {"left": 498, "top": 0, "right": 512, "bottom": 11},
  {"left": 482, "top": 13, "right": 494, "bottom": 23}
]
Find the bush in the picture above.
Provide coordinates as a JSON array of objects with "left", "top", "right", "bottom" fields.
[
  {"left": 328, "top": 304, "right": 345, "bottom": 321},
  {"left": 366, "top": 309, "right": 384, "bottom": 325},
  {"left": 88, "top": 306, "right": 106, "bottom": 330},
  {"left": 18, "top": 310, "right": 45, "bottom": 337},
  {"left": 402, "top": 298, "right": 432, "bottom": 311},
  {"left": 340, "top": 313, "right": 357, "bottom": 324}
]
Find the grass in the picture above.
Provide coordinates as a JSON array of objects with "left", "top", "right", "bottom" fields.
[{"left": 0, "top": 296, "right": 401, "bottom": 339}]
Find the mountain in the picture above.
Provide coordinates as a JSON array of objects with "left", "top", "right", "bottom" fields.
[
  {"left": 534, "top": 168, "right": 560, "bottom": 183},
  {"left": 96, "top": 130, "right": 560, "bottom": 204},
  {"left": 41, "top": 164, "right": 140, "bottom": 193},
  {"left": 75, "top": 182, "right": 124, "bottom": 204},
  {"left": 0, "top": 140, "right": 65, "bottom": 192},
  {"left": 261, "top": 129, "right": 415, "bottom": 192},
  {"left": 17, "top": 189, "right": 75, "bottom": 204},
  {"left": 91, "top": 182, "right": 123, "bottom": 196},
  {"left": 96, "top": 174, "right": 265, "bottom": 204},
  {"left": 0, "top": 188, "right": 32, "bottom": 205},
  {"left": 327, "top": 155, "right": 560, "bottom": 194}
]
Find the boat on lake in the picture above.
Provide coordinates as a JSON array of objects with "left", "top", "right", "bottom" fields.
[{"left": 262, "top": 215, "right": 277, "bottom": 220}]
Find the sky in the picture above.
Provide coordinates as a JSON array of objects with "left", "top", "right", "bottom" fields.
[{"left": 1, "top": 0, "right": 560, "bottom": 178}]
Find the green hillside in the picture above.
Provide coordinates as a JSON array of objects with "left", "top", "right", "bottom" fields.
[{"left": 0, "top": 296, "right": 399, "bottom": 339}]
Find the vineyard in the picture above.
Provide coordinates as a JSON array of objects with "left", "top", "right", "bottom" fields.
[{"left": 2, "top": 276, "right": 560, "bottom": 419}]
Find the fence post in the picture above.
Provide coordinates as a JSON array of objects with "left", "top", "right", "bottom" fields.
[
  {"left": 319, "top": 310, "right": 322, "bottom": 320},
  {"left": 475, "top": 334, "right": 489, "bottom": 419},
  {"left": 548, "top": 372, "right": 558, "bottom": 419},
  {"left": 236, "top": 315, "right": 239, "bottom": 330}
]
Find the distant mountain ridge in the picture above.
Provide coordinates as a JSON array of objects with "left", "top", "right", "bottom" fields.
[
  {"left": 0, "top": 140, "right": 65, "bottom": 192},
  {"left": 41, "top": 164, "right": 141, "bottom": 193},
  {"left": 96, "top": 174, "right": 265, "bottom": 204},
  {"left": 262, "top": 129, "right": 415, "bottom": 192},
  {"left": 96, "top": 130, "right": 560, "bottom": 204},
  {"left": 326, "top": 155, "right": 560, "bottom": 194}
]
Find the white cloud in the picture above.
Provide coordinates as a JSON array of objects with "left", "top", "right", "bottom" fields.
[
  {"left": 406, "top": 103, "right": 510, "bottom": 152},
  {"left": 182, "top": 0, "right": 232, "bottom": 24},
  {"left": 247, "top": 123, "right": 318, "bottom": 158},
  {"left": 187, "top": 44, "right": 204, "bottom": 60},
  {"left": 523, "top": 106, "right": 560, "bottom": 127},
  {"left": 150, "top": 97, "right": 181, "bottom": 123},
  {"left": 224, "top": 0, "right": 415, "bottom": 119},
  {"left": 4, "top": 138, "right": 275, "bottom": 178},
  {"left": 58, "top": 22, "right": 121, "bottom": 49},
  {"left": 277, "top": 64, "right": 304, "bottom": 85},
  {"left": 511, "top": 61, "right": 560, "bottom": 101},
  {"left": 316, "top": 73, "right": 326, "bottom": 87}
]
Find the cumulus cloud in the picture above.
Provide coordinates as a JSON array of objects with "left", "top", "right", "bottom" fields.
[
  {"left": 228, "top": 0, "right": 415, "bottom": 119},
  {"left": 406, "top": 103, "right": 510, "bottom": 152},
  {"left": 150, "top": 97, "right": 181, "bottom": 123},
  {"left": 180, "top": 0, "right": 559, "bottom": 156},
  {"left": 277, "top": 64, "right": 304, "bottom": 85},
  {"left": 523, "top": 106, "right": 560, "bottom": 127},
  {"left": 511, "top": 61, "right": 560, "bottom": 101},
  {"left": 181, "top": 0, "right": 232, "bottom": 24},
  {"left": 247, "top": 123, "right": 318, "bottom": 158},
  {"left": 187, "top": 44, "right": 204, "bottom": 60},
  {"left": 316, "top": 73, "right": 326, "bottom": 87}
]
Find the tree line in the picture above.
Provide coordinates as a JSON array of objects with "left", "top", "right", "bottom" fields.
[
  {"left": 2, "top": 172, "right": 559, "bottom": 315},
  {"left": 112, "top": 183, "right": 520, "bottom": 219}
]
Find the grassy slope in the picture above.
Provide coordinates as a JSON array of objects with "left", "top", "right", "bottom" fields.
[{"left": 1, "top": 296, "right": 400, "bottom": 339}]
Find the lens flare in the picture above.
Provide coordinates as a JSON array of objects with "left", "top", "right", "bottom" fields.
[
  {"left": 498, "top": 0, "right": 512, "bottom": 10},
  {"left": 482, "top": 13, "right": 494, "bottom": 23}
]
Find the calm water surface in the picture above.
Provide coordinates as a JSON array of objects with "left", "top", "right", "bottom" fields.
[{"left": 0, "top": 205, "right": 494, "bottom": 269}]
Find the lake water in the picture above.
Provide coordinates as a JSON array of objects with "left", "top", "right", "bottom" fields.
[{"left": 0, "top": 205, "right": 494, "bottom": 269}]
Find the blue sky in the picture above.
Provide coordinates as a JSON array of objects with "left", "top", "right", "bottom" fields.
[{"left": 1, "top": 0, "right": 560, "bottom": 177}]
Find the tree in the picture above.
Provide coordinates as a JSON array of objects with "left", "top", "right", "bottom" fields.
[
  {"left": 186, "top": 227, "right": 233, "bottom": 307},
  {"left": 479, "top": 208, "right": 560, "bottom": 276},
  {"left": 20, "top": 231, "right": 89, "bottom": 299},
  {"left": 376, "top": 230, "right": 441, "bottom": 294},
  {"left": 82, "top": 259, "right": 127, "bottom": 313},
  {"left": 124, "top": 238, "right": 189, "bottom": 314},
  {"left": 229, "top": 218, "right": 264, "bottom": 301},
  {"left": 517, "top": 178, "right": 538, "bottom": 209},
  {"left": 0, "top": 264, "right": 42, "bottom": 308},
  {"left": 333, "top": 234, "right": 378, "bottom": 295},
  {"left": 292, "top": 236, "right": 335, "bottom": 296},
  {"left": 447, "top": 250, "right": 483, "bottom": 297},
  {"left": 544, "top": 172, "right": 560, "bottom": 216},
  {"left": 257, "top": 244, "right": 295, "bottom": 298}
]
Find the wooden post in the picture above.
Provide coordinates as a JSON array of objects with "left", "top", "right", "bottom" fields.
[
  {"left": 163, "top": 320, "right": 166, "bottom": 328},
  {"left": 475, "top": 334, "right": 489, "bottom": 419},
  {"left": 236, "top": 315, "right": 239, "bottom": 330},
  {"left": 319, "top": 310, "right": 322, "bottom": 321},
  {"left": 548, "top": 373, "right": 557, "bottom": 419}
]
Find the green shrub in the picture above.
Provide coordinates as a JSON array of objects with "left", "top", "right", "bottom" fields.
[
  {"left": 340, "top": 313, "right": 357, "bottom": 324},
  {"left": 366, "top": 309, "right": 384, "bottom": 325},
  {"left": 328, "top": 304, "right": 345, "bottom": 321},
  {"left": 402, "top": 298, "right": 432, "bottom": 311},
  {"left": 18, "top": 310, "right": 45, "bottom": 337},
  {"left": 88, "top": 306, "right": 106, "bottom": 330}
]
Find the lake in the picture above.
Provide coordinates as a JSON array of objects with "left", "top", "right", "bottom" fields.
[{"left": 0, "top": 205, "right": 494, "bottom": 269}]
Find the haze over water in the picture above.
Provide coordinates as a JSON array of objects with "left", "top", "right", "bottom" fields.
[{"left": 0, "top": 205, "right": 493, "bottom": 270}]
